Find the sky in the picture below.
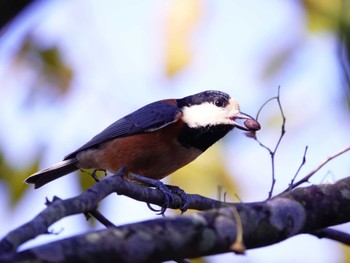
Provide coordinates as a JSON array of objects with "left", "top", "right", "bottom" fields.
[{"left": 0, "top": 1, "right": 349, "bottom": 262}]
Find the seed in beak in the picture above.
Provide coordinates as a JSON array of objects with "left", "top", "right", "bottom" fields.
[{"left": 244, "top": 118, "right": 261, "bottom": 131}]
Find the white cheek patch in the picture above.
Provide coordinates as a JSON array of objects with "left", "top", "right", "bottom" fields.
[{"left": 182, "top": 102, "right": 238, "bottom": 128}]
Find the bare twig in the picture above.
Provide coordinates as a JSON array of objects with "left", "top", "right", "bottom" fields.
[
  {"left": 280, "top": 145, "right": 350, "bottom": 195},
  {"left": 254, "top": 86, "right": 286, "bottom": 199},
  {"left": 87, "top": 209, "right": 117, "bottom": 228},
  {"left": 288, "top": 146, "right": 309, "bottom": 191},
  {"left": 320, "top": 170, "right": 335, "bottom": 184}
]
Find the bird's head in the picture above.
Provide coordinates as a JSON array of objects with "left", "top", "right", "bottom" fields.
[{"left": 178, "top": 90, "right": 260, "bottom": 131}]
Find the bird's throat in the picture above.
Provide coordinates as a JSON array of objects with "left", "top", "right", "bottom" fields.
[{"left": 177, "top": 124, "right": 233, "bottom": 152}]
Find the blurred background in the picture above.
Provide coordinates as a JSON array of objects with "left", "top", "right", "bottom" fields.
[{"left": 0, "top": 0, "right": 350, "bottom": 262}]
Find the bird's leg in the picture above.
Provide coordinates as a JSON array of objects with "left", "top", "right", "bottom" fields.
[
  {"left": 90, "top": 169, "right": 107, "bottom": 182},
  {"left": 91, "top": 170, "right": 100, "bottom": 182},
  {"left": 129, "top": 174, "right": 177, "bottom": 214}
]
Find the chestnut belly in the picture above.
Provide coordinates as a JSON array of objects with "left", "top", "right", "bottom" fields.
[{"left": 76, "top": 130, "right": 202, "bottom": 180}]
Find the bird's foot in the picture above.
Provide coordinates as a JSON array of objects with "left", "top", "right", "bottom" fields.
[
  {"left": 129, "top": 174, "right": 188, "bottom": 214},
  {"left": 165, "top": 184, "right": 189, "bottom": 213}
]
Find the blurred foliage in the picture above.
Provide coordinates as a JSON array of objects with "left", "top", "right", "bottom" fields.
[
  {"left": 342, "top": 244, "right": 350, "bottom": 263},
  {"left": 0, "top": 32, "right": 73, "bottom": 205},
  {"left": 78, "top": 169, "right": 106, "bottom": 191},
  {"left": 262, "top": 0, "right": 350, "bottom": 107},
  {"left": 165, "top": 0, "right": 201, "bottom": 76},
  {"left": 190, "top": 257, "right": 206, "bottom": 263},
  {"left": 14, "top": 34, "right": 73, "bottom": 106},
  {"left": 261, "top": 43, "right": 301, "bottom": 81},
  {"left": 170, "top": 143, "right": 239, "bottom": 206},
  {"left": 0, "top": 152, "right": 39, "bottom": 206},
  {"left": 303, "top": 0, "right": 350, "bottom": 107},
  {"left": 303, "top": 0, "right": 343, "bottom": 32}
]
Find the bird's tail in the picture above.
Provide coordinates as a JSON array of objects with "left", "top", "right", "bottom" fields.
[{"left": 25, "top": 158, "right": 79, "bottom": 189}]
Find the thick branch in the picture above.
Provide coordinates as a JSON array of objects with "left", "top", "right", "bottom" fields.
[
  {"left": 0, "top": 168, "right": 225, "bottom": 254},
  {"left": 2, "top": 176, "right": 350, "bottom": 262}
]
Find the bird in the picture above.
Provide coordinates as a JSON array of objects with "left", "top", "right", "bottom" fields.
[{"left": 25, "top": 90, "right": 260, "bottom": 193}]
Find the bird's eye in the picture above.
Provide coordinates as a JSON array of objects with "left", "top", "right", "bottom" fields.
[{"left": 214, "top": 98, "right": 226, "bottom": 107}]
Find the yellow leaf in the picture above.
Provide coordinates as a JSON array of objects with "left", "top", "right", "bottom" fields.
[{"left": 165, "top": 0, "right": 201, "bottom": 76}]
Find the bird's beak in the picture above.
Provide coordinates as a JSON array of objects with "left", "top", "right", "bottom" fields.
[{"left": 230, "top": 112, "right": 261, "bottom": 131}]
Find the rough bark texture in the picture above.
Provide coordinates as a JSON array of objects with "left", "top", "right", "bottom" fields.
[{"left": 1, "top": 171, "right": 350, "bottom": 262}]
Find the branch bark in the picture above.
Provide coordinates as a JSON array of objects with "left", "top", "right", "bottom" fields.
[
  {"left": 0, "top": 168, "right": 225, "bottom": 255},
  {"left": 1, "top": 170, "right": 350, "bottom": 262}
]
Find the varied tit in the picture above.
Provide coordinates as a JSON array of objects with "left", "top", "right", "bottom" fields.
[{"left": 25, "top": 90, "right": 260, "bottom": 190}]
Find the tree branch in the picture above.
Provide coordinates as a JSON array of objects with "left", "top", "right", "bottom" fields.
[
  {"left": 2, "top": 172, "right": 350, "bottom": 262},
  {"left": 0, "top": 168, "right": 226, "bottom": 254}
]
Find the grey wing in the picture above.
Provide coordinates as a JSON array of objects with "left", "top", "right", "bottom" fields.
[{"left": 64, "top": 100, "right": 182, "bottom": 159}]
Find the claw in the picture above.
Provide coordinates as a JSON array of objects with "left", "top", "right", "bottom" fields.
[
  {"left": 147, "top": 203, "right": 163, "bottom": 213},
  {"left": 91, "top": 169, "right": 107, "bottom": 182},
  {"left": 165, "top": 185, "right": 189, "bottom": 213},
  {"left": 129, "top": 174, "right": 189, "bottom": 214},
  {"left": 129, "top": 173, "right": 173, "bottom": 214}
]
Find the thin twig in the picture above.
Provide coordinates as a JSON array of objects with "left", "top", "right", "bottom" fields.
[
  {"left": 311, "top": 228, "right": 350, "bottom": 245},
  {"left": 280, "top": 145, "right": 350, "bottom": 195},
  {"left": 88, "top": 209, "right": 117, "bottom": 228},
  {"left": 254, "top": 86, "right": 286, "bottom": 199},
  {"left": 320, "top": 170, "right": 335, "bottom": 184},
  {"left": 255, "top": 97, "right": 277, "bottom": 120},
  {"left": 288, "top": 146, "right": 309, "bottom": 190}
]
